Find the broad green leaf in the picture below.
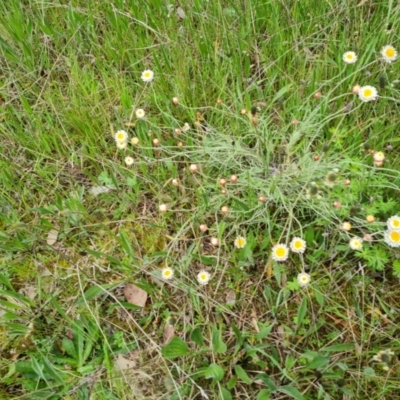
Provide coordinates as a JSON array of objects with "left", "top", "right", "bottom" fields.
[
  {"left": 296, "top": 296, "right": 307, "bottom": 326},
  {"left": 205, "top": 363, "right": 224, "bottom": 381},
  {"left": 74, "top": 282, "right": 120, "bottom": 306},
  {"left": 190, "top": 327, "right": 204, "bottom": 346},
  {"left": 257, "top": 323, "right": 274, "bottom": 340},
  {"left": 219, "top": 387, "right": 232, "bottom": 400},
  {"left": 161, "top": 337, "right": 189, "bottom": 359},
  {"left": 62, "top": 338, "right": 77, "bottom": 359},
  {"left": 226, "top": 376, "right": 237, "bottom": 389},
  {"left": 0, "top": 273, "right": 14, "bottom": 291},
  {"left": 212, "top": 325, "right": 227, "bottom": 354},
  {"left": 257, "top": 389, "right": 271, "bottom": 400},
  {"left": 322, "top": 343, "right": 355, "bottom": 352},
  {"left": 278, "top": 385, "right": 304, "bottom": 400},
  {"left": 119, "top": 231, "right": 135, "bottom": 258},
  {"left": 234, "top": 365, "right": 252, "bottom": 384},
  {"left": 302, "top": 354, "right": 330, "bottom": 371},
  {"left": 84, "top": 248, "right": 121, "bottom": 264},
  {"left": 254, "top": 374, "right": 277, "bottom": 392}
]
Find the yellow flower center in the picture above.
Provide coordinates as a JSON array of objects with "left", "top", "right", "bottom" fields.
[
  {"left": 354, "top": 241, "right": 360, "bottom": 247},
  {"left": 275, "top": 247, "right": 286, "bottom": 257},
  {"left": 144, "top": 72, "right": 151, "bottom": 77},
  {"left": 164, "top": 270, "right": 171, "bottom": 277},
  {"left": 386, "top": 48, "right": 395, "bottom": 57},
  {"left": 237, "top": 238, "right": 245, "bottom": 246},
  {"left": 117, "top": 133, "right": 124, "bottom": 140},
  {"left": 390, "top": 231, "right": 400, "bottom": 242},
  {"left": 301, "top": 276, "right": 308, "bottom": 282},
  {"left": 392, "top": 220, "right": 400, "bottom": 228},
  {"left": 200, "top": 274, "right": 207, "bottom": 281},
  {"left": 347, "top": 54, "right": 354, "bottom": 60},
  {"left": 294, "top": 240, "right": 303, "bottom": 249},
  {"left": 363, "top": 89, "right": 373, "bottom": 98}
]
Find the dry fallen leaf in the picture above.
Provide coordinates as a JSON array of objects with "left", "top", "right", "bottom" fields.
[
  {"left": 89, "top": 185, "right": 115, "bottom": 196},
  {"left": 177, "top": 7, "right": 185, "bottom": 19},
  {"left": 124, "top": 283, "right": 147, "bottom": 307},
  {"left": 114, "top": 354, "right": 137, "bottom": 371},
  {"left": 47, "top": 229, "right": 58, "bottom": 246},
  {"left": 163, "top": 320, "right": 175, "bottom": 344},
  {"left": 225, "top": 289, "right": 236, "bottom": 305},
  {"left": 19, "top": 285, "right": 37, "bottom": 301}
]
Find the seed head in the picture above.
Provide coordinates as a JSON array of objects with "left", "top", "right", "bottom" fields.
[
  {"left": 230, "top": 174, "right": 238, "bottom": 183},
  {"left": 189, "top": 164, "right": 199, "bottom": 173},
  {"left": 199, "top": 224, "right": 208, "bottom": 232},
  {"left": 210, "top": 237, "right": 219, "bottom": 246},
  {"left": 221, "top": 206, "right": 229, "bottom": 214}
]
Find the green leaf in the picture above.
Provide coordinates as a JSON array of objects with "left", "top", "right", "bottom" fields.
[
  {"left": 296, "top": 296, "right": 307, "bottom": 326},
  {"left": 278, "top": 385, "right": 304, "bottom": 400},
  {"left": 205, "top": 363, "right": 224, "bottom": 381},
  {"left": 302, "top": 354, "right": 330, "bottom": 371},
  {"left": 234, "top": 365, "right": 252, "bottom": 384},
  {"left": 0, "top": 273, "right": 14, "bottom": 291},
  {"left": 219, "top": 387, "right": 232, "bottom": 400},
  {"left": 119, "top": 231, "right": 135, "bottom": 258},
  {"left": 74, "top": 282, "right": 121, "bottom": 306},
  {"left": 190, "top": 327, "right": 204, "bottom": 346},
  {"left": 257, "top": 389, "right": 271, "bottom": 400},
  {"left": 84, "top": 248, "right": 121, "bottom": 264},
  {"left": 322, "top": 343, "right": 355, "bottom": 352},
  {"left": 161, "top": 337, "right": 189, "bottom": 359},
  {"left": 257, "top": 323, "right": 274, "bottom": 340},
  {"left": 314, "top": 287, "right": 325, "bottom": 307},
  {"left": 254, "top": 374, "right": 277, "bottom": 392},
  {"left": 62, "top": 338, "right": 77, "bottom": 359},
  {"left": 212, "top": 325, "right": 227, "bottom": 354}
]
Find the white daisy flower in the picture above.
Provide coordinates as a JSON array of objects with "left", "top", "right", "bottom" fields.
[
  {"left": 161, "top": 267, "right": 174, "bottom": 280},
  {"left": 124, "top": 156, "right": 134, "bottom": 166},
  {"left": 197, "top": 270, "right": 210, "bottom": 285},
  {"left": 141, "top": 69, "right": 154, "bottom": 82},
  {"left": 343, "top": 51, "right": 357, "bottom": 64},
  {"left": 131, "top": 137, "right": 139, "bottom": 145},
  {"left": 349, "top": 237, "right": 363, "bottom": 250},
  {"left": 341, "top": 222, "right": 352, "bottom": 231},
  {"left": 234, "top": 236, "right": 247, "bottom": 249},
  {"left": 135, "top": 108, "right": 145, "bottom": 119},
  {"left": 289, "top": 237, "right": 306, "bottom": 254},
  {"left": 384, "top": 230, "right": 400, "bottom": 247},
  {"left": 373, "top": 151, "right": 385, "bottom": 162},
  {"left": 387, "top": 216, "right": 400, "bottom": 230},
  {"left": 182, "top": 122, "right": 190, "bottom": 132},
  {"left": 116, "top": 141, "right": 128, "bottom": 149},
  {"left": 381, "top": 45, "right": 398, "bottom": 63},
  {"left": 358, "top": 86, "right": 378, "bottom": 102},
  {"left": 271, "top": 243, "right": 289, "bottom": 262},
  {"left": 115, "top": 130, "right": 128, "bottom": 143},
  {"left": 297, "top": 272, "right": 311, "bottom": 287}
]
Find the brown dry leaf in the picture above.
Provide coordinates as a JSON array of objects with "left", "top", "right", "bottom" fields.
[
  {"left": 124, "top": 283, "right": 147, "bottom": 307},
  {"left": 177, "top": 7, "right": 185, "bottom": 19},
  {"left": 226, "top": 289, "right": 236, "bottom": 305},
  {"left": 47, "top": 229, "right": 58, "bottom": 246},
  {"left": 19, "top": 285, "right": 37, "bottom": 301},
  {"left": 163, "top": 320, "right": 175, "bottom": 344},
  {"left": 114, "top": 354, "right": 137, "bottom": 371},
  {"left": 251, "top": 309, "right": 259, "bottom": 333}
]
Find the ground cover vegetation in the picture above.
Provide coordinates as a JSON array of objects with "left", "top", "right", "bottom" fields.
[{"left": 1, "top": 0, "right": 400, "bottom": 399}]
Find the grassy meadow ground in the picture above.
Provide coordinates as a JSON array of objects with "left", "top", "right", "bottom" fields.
[{"left": 1, "top": 0, "right": 400, "bottom": 399}]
